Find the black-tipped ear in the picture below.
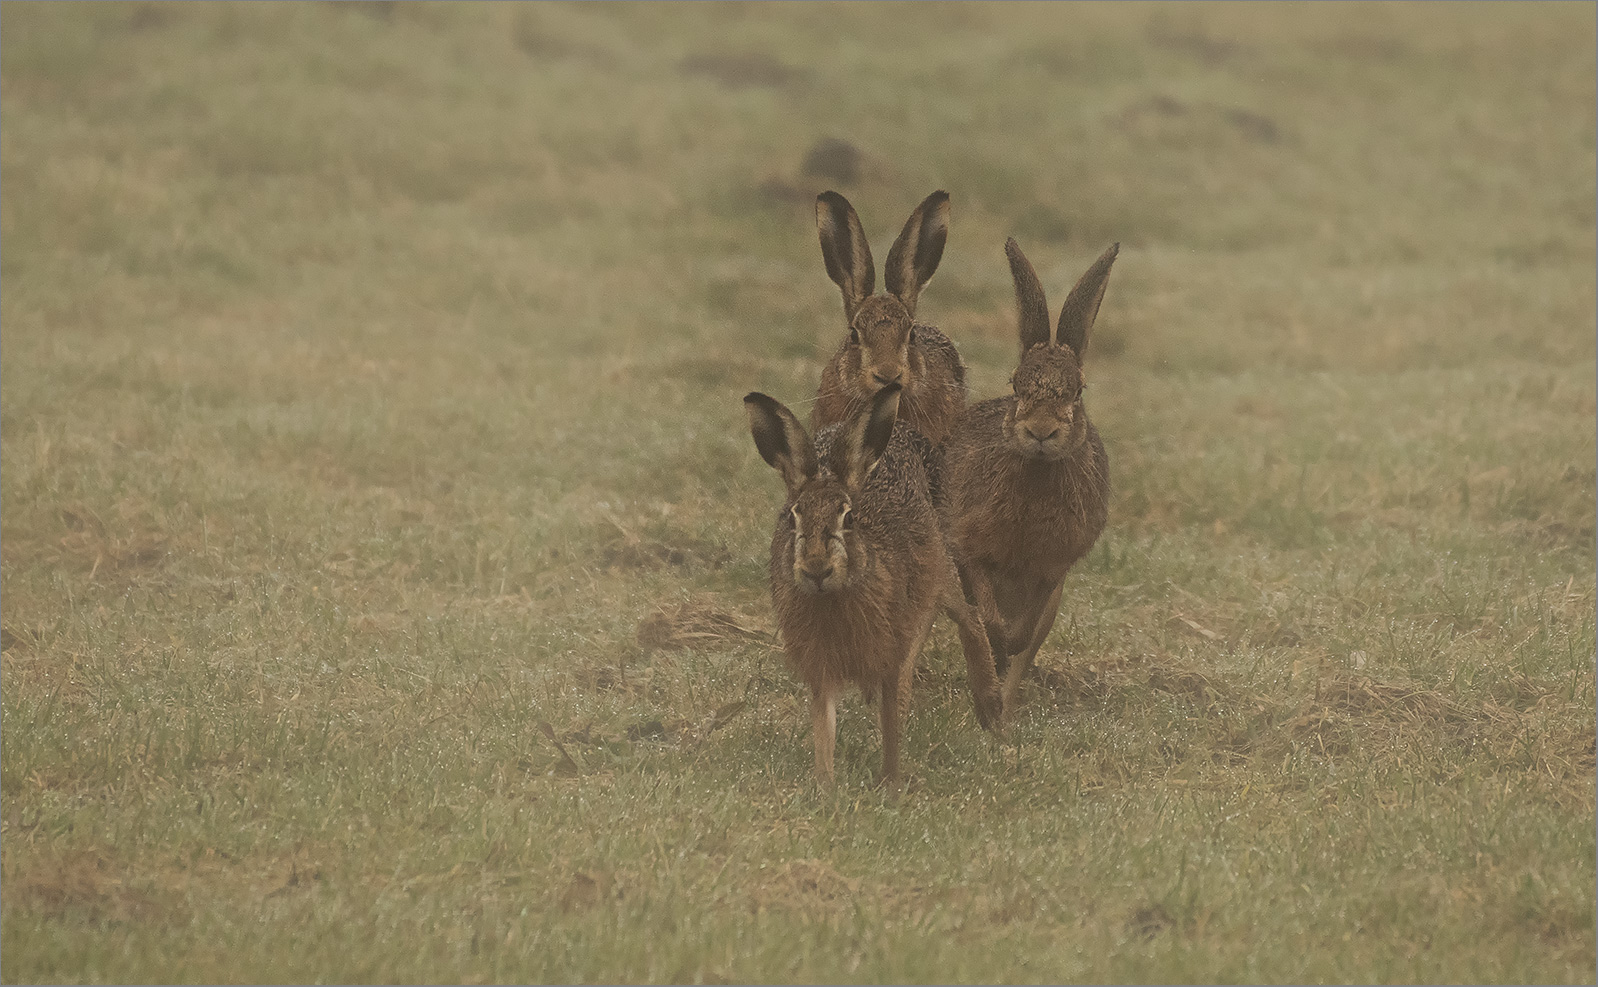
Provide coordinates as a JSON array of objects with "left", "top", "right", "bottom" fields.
[
  {"left": 817, "top": 191, "right": 875, "bottom": 324},
  {"left": 745, "top": 392, "right": 817, "bottom": 492},
  {"left": 1056, "top": 243, "right": 1119, "bottom": 359},
  {"left": 1005, "top": 237, "right": 1050, "bottom": 357},
  {"left": 859, "top": 383, "right": 900, "bottom": 468},
  {"left": 883, "top": 190, "right": 949, "bottom": 318},
  {"left": 829, "top": 384, "right": 900, "bottom": 490}
]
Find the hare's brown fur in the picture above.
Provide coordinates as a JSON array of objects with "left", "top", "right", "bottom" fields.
[
  {"left": 748, "top": 388, "right": 1000, "bottom": 786},
  {"left": 815, "top": 318, "right": 967, "bottom": 450},
  {"left": 811, "top": 191, "right": 968, "bottom": 445},
  {"left": 941, "top": 239, "right": 1118, "bottom": 715}
]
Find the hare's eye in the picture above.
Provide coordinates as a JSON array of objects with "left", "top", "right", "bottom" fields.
[
  {"left": 841, "top": 508, "right": 854, "bottom": 530},
  {"left": 907, "top": 327, "right": 916, "bottom": 344},
  {"left": 848, "top": 328, "right": 860, "bottom": 346},
  {"left": 787, "top": 507, "right": 799, "bottom": 529}
]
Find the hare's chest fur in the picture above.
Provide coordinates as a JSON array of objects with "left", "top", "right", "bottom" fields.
[
  {"left": 771, "top": 568, "right": 931, "bottom": 688},
  {"left": 950, "top": 422, "right": 1108, "bottom": 584}
]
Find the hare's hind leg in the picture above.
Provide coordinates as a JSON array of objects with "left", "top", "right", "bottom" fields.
[
  {"left": 943, "top": 555, "right": 1003, "bottom": 729},
  {"left": 959, "top": 561, "right": 1020, "bottom": 677},
  {"left": 809, "top": 683, "right": 839, "bottom": 786},
  {"left": 941, "top": 598, "right": 1003, "bottom": 730}
]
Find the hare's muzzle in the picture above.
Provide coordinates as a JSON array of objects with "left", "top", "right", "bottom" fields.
[
  {"left": 794, "top": 561, "right": 839, "bottom": 594},
  {"left": 1021, "top": 423, "right": 1060, "bottom": 445},
  {"left": 1012, "top": 405, "right": 1079, "bottom": 460},
  {"left": 792, "top": 530, "right": 846, "bottom": 593}
]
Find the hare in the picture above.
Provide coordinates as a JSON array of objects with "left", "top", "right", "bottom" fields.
[
  {"left": 811, "top": 190, "right": 968, "bottom": 446},
  {"left": 940, "top": 238, "right": 1119, "bottom": 715},
  {"left": 745, "top": 385, "right": 1001, "bottom": 787}
]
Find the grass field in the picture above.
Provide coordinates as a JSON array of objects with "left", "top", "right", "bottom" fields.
[{"left": 2, "top": 2, "right": 1594, "bottom": 982}]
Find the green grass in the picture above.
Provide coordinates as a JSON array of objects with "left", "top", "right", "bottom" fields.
[{"left": 2, "top": 1, "right": 1594, "bottom": 982}]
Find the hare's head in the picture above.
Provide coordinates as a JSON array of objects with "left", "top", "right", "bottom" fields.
[
  {"left": 1002, "top": 239, "right": 1118, "bottom": 461},
  {"left": 746, "top": 385, "right": 901, "bottom": 595},
  {"left": 817, "top": 191, "right": 949, "bottom": 397}
]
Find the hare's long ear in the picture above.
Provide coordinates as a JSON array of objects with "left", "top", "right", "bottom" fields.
[
  {"left": 829, "top": 384, "right": 900, "bottom": 491},
  {"left": 817, "top": 191, "right": 875, "bottom": 324},
  {"left": 1005, "top": 237, "right": 1051, "bottom": 356},
  {"left": 883, "top": 190, "right": 949, "bottom": 318},
  {"left": 1056, "top": 243, "right": 1119, "bottom": 360},
  {"left": 746, "top": 392, "right": 817, "bottom": 493}
]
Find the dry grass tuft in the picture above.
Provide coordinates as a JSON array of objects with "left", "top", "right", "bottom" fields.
[
  {"left": 1569, "top": 724, "right": 1597, "bottom": 773},
  {"left": 1128, "top": 902, "right": 1176, "bottom": 940},
  {"left": 636, "top": 599, "right": 771, "bottom": 653},
  {"left": 557, "top": 870, "right": 617, "bottom": 913},
  {"left": 53, "top": 504, "right": 170, "bottom": 581},
  {"left": 2, "top": 850, "right": 184, "bottom": 926},
  {"left": 1035, "top": 653, "right": 1231, "bottom": 709},
  {"left": 1315, "top": 674, "right": 1475, "bottom": 726},
  {"left": 0, "top": 621, "right": 48, "bottom": 654},
  {"left": 1035, "top": 656, "right": 1141, "bottom": 705},
  {"left": 1146, "top": 658, "right": 1228, "bottom": 704},
  {"left": 748, "top": 858, "right": 862, "bottom": 915},
  {"left": 598, "top": 516, "right": 731, "bottom": 572}
]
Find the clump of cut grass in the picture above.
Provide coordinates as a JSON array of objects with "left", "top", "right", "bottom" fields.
[{"left": 636, "top": 597, "right": 772, "bottom": 654}]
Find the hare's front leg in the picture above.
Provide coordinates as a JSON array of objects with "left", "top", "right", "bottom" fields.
[
  {"left": 1001, "top": 580, "right": 1065, "bottom": 714},
  {"left": 809, "top": 684, "right": 839, "bottom": 786},
  {"left": 895, "top": 657, "right": 915, "bottom": 728},
  {"left": 876, "top": 665, "right": 904, "bottom": 788}
]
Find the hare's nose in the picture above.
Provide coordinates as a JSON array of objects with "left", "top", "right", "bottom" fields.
[
  {"left": 805, "top": 565, "right": 834, "bottom": 588},
  {"left": 871, "top": 371, "right": 902, "bottom": 387},
  {"left": 1023, "top": 425, "right": 1060, "bottom": 444}
]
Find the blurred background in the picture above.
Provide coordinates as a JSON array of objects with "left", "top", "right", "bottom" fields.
[
  {"left": 6, "top": 2, "right": 1593, "bottom": 368},
  {"left": 4, "top": 1, "right": 1592, "bottom": 577}
]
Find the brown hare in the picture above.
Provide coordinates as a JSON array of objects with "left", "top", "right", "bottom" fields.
[
  {"left": 745, "top": 385, "right": 1001, "bottom": 787},
  {"left": 811, "top": 190, "right": 968, "bottom": 446},
  {"left": 941, "top": 238, "right": 1119, "bottom": 716}
]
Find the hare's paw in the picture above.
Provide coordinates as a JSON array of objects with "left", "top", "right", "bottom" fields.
[{"left": 973, "top": 683, "right": 1004, "bottom": 732}]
